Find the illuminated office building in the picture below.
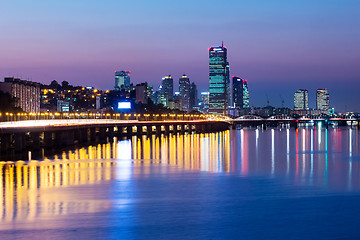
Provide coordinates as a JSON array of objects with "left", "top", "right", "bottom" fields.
[
  {"left": 161, "top": 75, "right": 173, "bottom": 107},
  {"left": 189, "top": 82, "right": 198, "bottom": 111},
  {"left": 316, "top": 89, "right": 329, "bottom": 113},
  {"left": 232, "top": 77, "right": 249, "bottom": 110},
  {"left": 114, "top": 71, "right": 130, "bottom": 91},
  {"left": 294, "top": 89, "right": 308, "bottom": 110},
  {"left": 226, "top": 62, "right": 231, "bottom": 107},
  {"left": 179, "top": 74, "right": 190, "bottom": 112},
  {"left": 147, "top": 85, "right": 154, "bottom": 102},
  {"left": 199, "top": 91, "right": 210, "bottom": 112},
  {"left": 209, "top": 44, "right": 229, "bottom": 114},
  {"left": 201, "top": 92, "right": 210, "bottom": 105}
]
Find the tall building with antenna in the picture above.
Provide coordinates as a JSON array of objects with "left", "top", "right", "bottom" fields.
[{"left": 208, "top": 42, "right": 229, "bottom": 115}]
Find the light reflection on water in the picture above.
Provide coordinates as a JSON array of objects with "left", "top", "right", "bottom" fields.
[
  {"left": 1, "top": 127, "right": 360, "bottom": 238},
  {"left": 121, "top": 127, "right": 358, "bottom": 192},
  {"left": 0, "top": 159, "right": 116, "bottom": 223}
]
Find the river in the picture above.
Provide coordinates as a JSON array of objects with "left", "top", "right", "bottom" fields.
[{"left": 1, "top": 127, "right": 360, "bottom": 239}]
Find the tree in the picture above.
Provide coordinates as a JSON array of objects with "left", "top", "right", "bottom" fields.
[
  {"left": 50, "top": 80, "right": 61, "bottom": 89},
  {"left": 61, "top": 81, "right": 70, "bottom": 88},
  {"left": 0, "top": 91, "right": 22, "bottom": 112}
]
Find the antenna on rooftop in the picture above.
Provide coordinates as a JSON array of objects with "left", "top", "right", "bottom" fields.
[{"left": 279, "top": 94, "right": 285, "bottom": 108}]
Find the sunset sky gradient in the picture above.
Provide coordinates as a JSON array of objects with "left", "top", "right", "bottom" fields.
[{"left": 1, "top": 0, "right": 359, "bottom": 111}]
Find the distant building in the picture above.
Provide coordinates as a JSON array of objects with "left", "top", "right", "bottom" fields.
[
  {"left": 169, "top": 92, "right": 182, "bottom": 110},
  {"left": 41, "top": 82, "right": 101, "bottom": 111},
  {"left": 0, "top": 77, "right": 40, "bottom": 113},
  {"left": 154, "top": 85, "right": 166, "bottom": 106},
  {"left": 232, "top": 76, "right": 249, "bottom": 110},
  {"left": 57, "top": 100, "right": 70, "bottom": 112},
  {"left": 96, "top": 95, "right": 102, "bottom": 109},
  {"left": 153, "top": 88, "right": 161, "bottom": 105},
  {"left": 209, "top": 44, "right": 229, "bottom": 114},
  {"left": 135, "top": 83, "right": 149, "bottom": 104},
  {"left": 161, "top": 75, "right": 173, "bottom": 107},
  {"left": 226, "top": 62, "right": 231, "bottom": 107},
  {"left": 291, "top": 109, "right": 322, "bottom": 117},
  {"left": 189, "top": 82, "right": 198, "bottom": 111},
  {"left": 115, "top": 71, "right": 130, "bottom": 91},
  {"left": 252, "top": 106, "right": 275, "bottom": 118},
  {"left": 147, "top": 85, "right": 154, "bottom": 102},
  {"left": 199, "top": 91, "right": 210, "bottom": 112},
  {"left": 316, "top": 89, "right": 329, "bottom": 114},
  {"left": 201, "top": 92, "right": 209, "bottom": 105},
  {"left": 294, "top": 89, "right": 308, "bottom": 110},
  {"left": 179, "top": 74, "right": 190, "bottom": 112}
]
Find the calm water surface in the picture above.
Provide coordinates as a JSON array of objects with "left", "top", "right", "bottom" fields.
[{"left": 1, "top": 127, "right": 360, "bottom": 239}]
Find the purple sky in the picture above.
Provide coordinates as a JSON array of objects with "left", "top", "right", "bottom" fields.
[{"left": 1, "top": 0, "right": 359, "bottom": 111}]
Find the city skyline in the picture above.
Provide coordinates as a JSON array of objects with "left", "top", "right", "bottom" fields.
[{"left": 1, "top": 0, "right": 359, "bottom": 111}]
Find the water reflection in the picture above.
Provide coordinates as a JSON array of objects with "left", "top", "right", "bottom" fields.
[
  {"left": 126, "top": 129, "right": 360, "bottom": 191},
  {"left": 130, "top": 133, "right": 231, "bottom": 173},
  {"left": 0, "top": 157, "right": 116, "bottom": 222},
  {"left": 1, "top": 128, "right": 360, "bottom": 225}
]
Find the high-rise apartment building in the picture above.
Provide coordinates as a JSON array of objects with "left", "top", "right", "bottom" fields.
[
  {"left": 179, "top": 74, "right": 190, "bottom": 112},
  {"left": 114, "top": 71, "right": 130, "bottom": 91},
  {"left": 232, "top": 77, "right": 249, "bottom": 110},
  {"left": 316, "top": 89, "right": 329, "bottom": 113},
  {"left": 0, "top": 77, "right": 40, "bottom": 113},
  {"left": 161, "top": 75, "right": 173, "bottom": 107},
  {"left": 209, "top": 44, "right": 229, "bottom": 114},
  {"left": 294, "top": 89, "right": 309, "bottom": 110}
]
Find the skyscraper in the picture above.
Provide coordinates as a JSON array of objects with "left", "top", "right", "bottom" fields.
[
  {"left": 200, "top": 91, "right": 210, "bottom": 113},
  {"left": 147, "top": 85, "right": 154, "bottom": 102},
  {"left": 209, "top": 44, "right": 229, "bottom": 115},
  {"left": 161, "top": 75, "right": 173, "bottom": 107},
  {"left": 114, "top": 71, "right": 130, "bottom": 91},
  {"left": 179, "top": 74, "right": 190, "bottom": 112},
  {"left": 232, "top": 76, "right": 249, "bottom": 110},
  {"left": 294, "top": 89, "right": 309, "bottom": 110},
  {"left": 226, "top": 61, "right": 231, "bottom": 107},
  {"left": 316, "top": 89, "right": 330, "bottom": 113},
  {"left": 189, "top": 82, "right": 198, "bottom": 111}
]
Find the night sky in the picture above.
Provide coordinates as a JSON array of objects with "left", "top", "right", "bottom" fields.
[{"left": 1, "top": 0, "right": 359, "bottom": 111}]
